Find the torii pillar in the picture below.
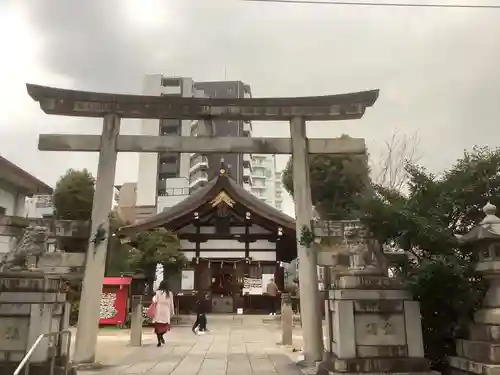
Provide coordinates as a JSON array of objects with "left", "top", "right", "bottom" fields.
[
  {"left": 290, "top": 116, "right": 324, "bottom": 361},
  {"left": 73, "top": 114, "right": 120, "bottom": 364}
]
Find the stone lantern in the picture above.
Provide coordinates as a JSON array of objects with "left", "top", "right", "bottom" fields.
[{"left": 449, "top": 202, "right": 500, "bottom": 374}]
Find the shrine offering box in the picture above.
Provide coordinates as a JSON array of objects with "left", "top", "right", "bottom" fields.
[{"left": 99, "top": 277, "right": 132, "bottom": 326}]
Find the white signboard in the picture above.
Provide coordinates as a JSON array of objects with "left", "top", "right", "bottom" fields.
[
  {"left": 181, "top": 270, "right": 195, "bottom": 290},
  {"left": 261, "top": 273, "right": 275, "bottom": 294},
  {"left": 243, "top": 277, "right": 262, "bottom": 295}
]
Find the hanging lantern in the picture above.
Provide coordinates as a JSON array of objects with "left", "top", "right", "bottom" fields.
[
  {"left": 196, "top": 257, "right": 199, "bottom": 264},
  {"left": 258, "top": 262, "right": 261, "bottom": 268},
  {"left": 208, "top": 261, "right": 211, "bottom": 268},
  {"left": 233, "top": 262, "right": 236, "bottom": 269},
  {"left": 221, "top": 260, "right": 224, "bottom": 267}
]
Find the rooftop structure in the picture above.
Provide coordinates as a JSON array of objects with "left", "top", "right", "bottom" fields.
[{"left": 0, "top": 156, "right": 52, "bottom": 196}]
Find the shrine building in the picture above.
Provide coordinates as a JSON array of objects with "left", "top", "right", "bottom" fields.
[{"left": 118, "top": 163, "right": 297, "bottom": 314}]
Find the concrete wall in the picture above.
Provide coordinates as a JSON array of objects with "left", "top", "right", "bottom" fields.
[
  {"left": 137, "top": 74, "right": 163, "bottom": 206},
  {"left": 157, "top": 177, "right": 190, "bottom": 213},
  {"left": 0, "top": 183, "right": 26, "bottom": 254},
  {"left": 179, "top": 79, "right": 194, "bottom": 179},
  {"left": 116, "top": 182, "right": 137, "bottom": 208},
  {"left": 24, "top": 194, "right": 54, "bottom": 218},
  {"left": 137, "top": 75, "right": 195, "bottom": 207},
  {"left": 193, "top": 81, "right": 249, "bottom": 185}
]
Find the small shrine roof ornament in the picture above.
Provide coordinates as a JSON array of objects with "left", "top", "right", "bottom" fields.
[
  {"left": 457, "top": 201, "right": 500, "bottom": 244},
  {"left": 210, "top": 191, "right": 235, "bottom": 208},
  {"left": 219, "top": 158, "right": 226, "bottom": 175}
]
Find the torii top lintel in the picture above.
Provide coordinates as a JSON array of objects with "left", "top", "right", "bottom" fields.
[{"left": 26, "top": 84, "right": 379, "bottom": 121}]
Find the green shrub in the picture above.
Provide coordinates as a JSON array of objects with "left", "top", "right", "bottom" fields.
[{"left": 403, "top": 256, "right": 486, "bottom": 370}]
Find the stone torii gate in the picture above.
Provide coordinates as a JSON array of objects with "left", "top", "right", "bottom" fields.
[{"left": 26, "top": 83, "right": 379, "bottom": 364}]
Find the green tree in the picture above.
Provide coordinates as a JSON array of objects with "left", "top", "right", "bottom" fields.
[
  {"left": 358, "top": 146, "right": 500, "bottom": 370},
  {"left": 105, "top": 209, "right": 133, "bottom": 277},
  {"left": 53, "top": 169, "right": 95, "bottom": 220},
  {"left": 282, "top": 136, "right": 370, "bottom": 219},
  {"left": 53, "top": 169, "right": 95, "bottom": 321},
  {"left": 127, "top": 229, "right": 187, "bottom": 297},
  {"left": 53, "top": 169, "right": 95, "bottom": 253}
]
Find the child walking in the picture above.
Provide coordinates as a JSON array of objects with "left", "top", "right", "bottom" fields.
[{"left": 192, "top": 293, "right": 208, "bottom": 335}]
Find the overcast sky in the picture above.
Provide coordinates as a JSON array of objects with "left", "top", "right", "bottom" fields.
[{"left": 1, "top": 0, "right": 499, "bottom": 216}]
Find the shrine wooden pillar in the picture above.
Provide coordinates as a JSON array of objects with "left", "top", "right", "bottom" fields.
[
  {"left": 244, "top": 212, "right": 251, "bottom": 275},
  {"left": 194, "top": 212, "right": 201, "bottom": 290}
]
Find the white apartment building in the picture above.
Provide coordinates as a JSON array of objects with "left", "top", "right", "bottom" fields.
[
  {"left": 246, "top": 154, "right": 284, "bottom": 211},
  {"left": 136, "top": 75, "right": 254, "bottom": 214},
  {"left": 0, "top": 156, "right": 53, "bottom": 254},
  {"left": 24, "top": 194, "right": 54, "bottom": 218},
  {"left": 136, "top": 75, "right": 195, "bottom": 208}
]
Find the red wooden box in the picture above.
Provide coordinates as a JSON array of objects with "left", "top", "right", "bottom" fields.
[{"left": 99, "top": 277, "right": 132, "bottom": 326}]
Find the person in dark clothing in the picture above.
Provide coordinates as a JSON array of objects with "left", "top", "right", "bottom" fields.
[{"left": 192, "top": 294, "right": 208, "bottom": 335}]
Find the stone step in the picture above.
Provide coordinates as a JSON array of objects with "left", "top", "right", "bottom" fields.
[
  {"left": 449, "top": 355, "right": 500, "bottom": 375},
  {"left": 456, "top": 339, "right": 500, "bottom": 364},
  {"left": 469, "top": 323, "right": 500, "bottom": 342},
  {"left": 262, "top": 314, "right": 302, "bottom": 324},
  {"left": 319, "top": 357, "right": 431, "bottom": 373}
]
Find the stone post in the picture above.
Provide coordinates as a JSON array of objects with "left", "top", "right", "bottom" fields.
[
  {"left": 289, "top": 116, "right": 323, "bottom": 362},
  {"left": 73, "top": 114, "right": 121, "bottom": 364},
  {"left": 129, "top": 296, "right": 143, "bottom": 347},
  {"left": 0, "top": 272, "right": 71, "bottom": 375},
  {"left": 281, "top": 293, "right": 293, "bottom": 346},
  {"left": 449, "top": 202, "right": 500, "bottom": 374},
  {"left": 318, "top": 222, "right": 433, "bottom": 375}
]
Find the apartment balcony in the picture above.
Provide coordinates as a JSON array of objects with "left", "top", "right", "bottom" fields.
[
  {"left": 252, "top": 172, "right": 267, "bottom": 179},
  {"left": 243, "top": 153, "right": 252, "bottom": 169},
  {"left": 158, "top": 187, "right": 190, "bottom": 196},
  {"left": 190, "top": 171, "right": 209, "bottom": 189},
  {"left": 189, "top": 155, "right": 209, "bottom": 173},
  {"left": 243, "top": 167, "right": 252, "bottom": 185},
  {"left": 242, "top": 121, "right": 252, "bottom": 136},
  {"left": 251, "top": 183, "right": 267, "bottom": 190}
]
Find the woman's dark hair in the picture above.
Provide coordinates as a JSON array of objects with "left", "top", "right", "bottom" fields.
[{"left": 158, "top": 280, "right": 170, "bottom": 292}]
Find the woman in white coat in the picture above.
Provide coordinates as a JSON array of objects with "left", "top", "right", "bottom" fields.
[{"left": 152, "top": 280, "right": 175, "bottom": 347}]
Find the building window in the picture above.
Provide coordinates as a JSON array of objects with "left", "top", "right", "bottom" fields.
[
  {"left": 161, "top": 78, "right": 181, "bottom": 87},
  {"left": 0, "top": 206, "right": 5, "bottom": 215},
  {"left": 160, "top": 155, "right": 178, "bottom": 164},
  {"left": 161, "top": 126, "right": 179, "bottom": 135}
]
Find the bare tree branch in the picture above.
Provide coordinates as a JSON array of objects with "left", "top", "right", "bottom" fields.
[{"left": 372, "top": 129, "right": 422, "bottom": 191}]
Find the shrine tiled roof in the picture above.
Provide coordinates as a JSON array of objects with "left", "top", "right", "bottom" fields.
[{"left": 117, "top": 169, "right": 295, "bottom": 236}]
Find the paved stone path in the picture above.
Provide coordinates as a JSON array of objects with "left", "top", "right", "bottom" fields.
[{"left": 77, "top": 315, "right": 304, "bottom": 375}]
